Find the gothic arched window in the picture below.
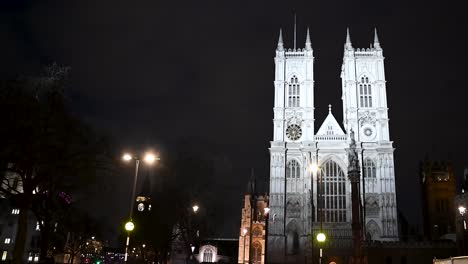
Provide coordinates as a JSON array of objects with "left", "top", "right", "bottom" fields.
[
  {"left": 288, "top": 76, "right": 300, "bottom": 107},
  {"left": 319, "top": 160, "right": 347, "bottom": 222},
  {"left": 203, "top": 248, "right": 213, "bottom": 262},
  {"left": 286, "top": 160, "right": 300, "bottom": 178},
  {"left": 363, "top": 158, "right": 376, "bottom": 178},
  {"left": 359, "top": 75, "right": 372, "bottom": 108},
  {"left": 252, "top": 242, "right": 262, "bottom": 264}
]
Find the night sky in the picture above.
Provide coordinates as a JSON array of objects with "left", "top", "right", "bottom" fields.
[{"left": 1, "top": 0, "right": 468, "bottom": 241}]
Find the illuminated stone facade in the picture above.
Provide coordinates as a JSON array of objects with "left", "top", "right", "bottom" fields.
[{"left": 267, "top": 28, "right": 399, "bottom": 263}]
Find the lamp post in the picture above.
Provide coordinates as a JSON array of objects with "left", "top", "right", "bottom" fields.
[
  {"left": 316, "top": 232, "right": 326, "bottom": 264},
  {"left": 310, "top": 163, "right": 324, "bottom": 264},
  {"left": 243, "top": 228, "right": 248, "bottom": 264},
  {"left": 459, "top": 205, "right": 467, "bottom": 255},
  {"left": 122, "top": 152, "right": 159, "bottom": 263},
  {"left": 263, "top": 207, "right": 270, "bottom": 264},
  {"left": 188, "top": 204, "right": 199, "bottom": 263}
]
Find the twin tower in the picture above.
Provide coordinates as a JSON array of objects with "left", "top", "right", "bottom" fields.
[{"left": 267, "top": 28, "right": 398, "bottom": 263}]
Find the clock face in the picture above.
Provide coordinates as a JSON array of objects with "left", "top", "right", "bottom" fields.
[
  {"left": 364, "top": 128, "right": 373, "bottom": 137},
  {"left": 361, "top": 126, "right": 376, "bottom": 141},
  {"left": 137, "top": 203, "right": 145, "bottom": 211},
  {"left": 286, "top": 124, "right": 302, "bottom": 141}
]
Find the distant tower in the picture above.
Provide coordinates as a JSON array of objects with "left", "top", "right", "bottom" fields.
[
  {"left": 420, "top": 159, "right": 456, "bottom": 240},
  {"left": 238, "top": 179, "right": 268, "bottom": 264}
]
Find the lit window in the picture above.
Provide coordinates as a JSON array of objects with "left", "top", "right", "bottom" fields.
[
  {"left": 359, "top": 75, "right": 372, "bottom": 108},
  {"left": 11, "top": 209, "right": 20, "bottom": 215},
  {"left": 319, "top": 160, "right": 347, "bottom": 222},
  {"left": 28, "top": 252, "right": 33, "bottom": 261},
  {"left": 288, "top": 76, "right": 300, "bottom": 107},
  {"left": 36, "top": 222, "right": 40, "bottom": 231},
  {"left": 203, "top": 249, "right": 213, "bottom": 262},
  {"left": 1, "top": 251, "right": 7, "bottom": 261},
  {"left": 4, "top": 238, "right": 11, "bottom": 244},
  {"left": 34, "top": 253, "right": 39, "bottom": 262},
  {"left": 286, "top": 160, "right": 300, "bottom": 179}
]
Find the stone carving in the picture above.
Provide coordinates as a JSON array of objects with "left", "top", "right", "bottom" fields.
[
  {"left": 347, "top": 129, "right": 360, "bottom": 172},
  {"left": 286, "top": 111, "right": 303, "bottom": 125},
  {"left": 359, "top": 111, "right": 377, "bottom": 127}
]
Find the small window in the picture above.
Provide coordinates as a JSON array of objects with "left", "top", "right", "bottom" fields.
[
  {"left": 4, "top": 238, "right": 11, "bottom": 244},
  {"left": 36, "top": 222, "right": 40, "bottom": 231},
  {"left": 2, "top": 251, "right": 7, "bottom": 261},
  {"left": 288, "top": 76, "right": 300, "bottom": 107},
  {"left": 11, "top": 209, "right": 20, "bottom": 215},
  {"left": 359, "top": 76, "right": 372, "bottom": 108},
  {"left": 286, "top": 160, "right": 300, "bottom": 179}
]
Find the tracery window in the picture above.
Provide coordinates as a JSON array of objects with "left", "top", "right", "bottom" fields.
[
  {"left": 363, "top": 158, "right": 376, "bottom": 178},
  {"left": 252, "top": 242, "right": 262, "bottom": 264},
  {"left": 359, "top": 76, "right": 372, "bottom": 108},
  {"left": 286, "top": 160, "right": 300, "bottom": 178},
  {"left": 203, "top": 248, "right": 213, "bottom": 262},
  {"left": 318, "top": 160, "right": 346, "bottom": 222},
  {"left": 288, "top": 76, "right": 300, "bottom": 107}
]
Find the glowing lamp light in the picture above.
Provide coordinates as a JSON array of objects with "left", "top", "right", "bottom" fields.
[
  {"left": 192, "top": 205, "right": 199, "bottom": 213},
  {"left": 144, "top": 153, "right": 158, "bottom": 164},
  {"left": 191, "top": 245, "right": 195, "bottom": 253},
  {"left": 125, "top": 221, "right": 135, "bottom": 232},
  {"left": 122, "top": 154, "right": 132, "bottom": 161},
  {"left": 264, "top": 207, "right": 270, "bottom": 214},
  {"left": 459, "top": 206, "right": 466, "bottom": 216},
  {"left": 243, "top": 228, "right": 248, "bottom": 235},
  {"left": 316, "top": 232, "right": 326, "bottom": 242}
]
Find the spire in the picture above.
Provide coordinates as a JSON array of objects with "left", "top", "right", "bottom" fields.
[
  {"left": 374, "top": 27, "right": 381, "bottom": 49},
  {"left": 345, "top": 27, "right": 353, "bottom": 50},
  {"left": 305, "top": 27, "right": 312, "bottom": 50},
  {"left": 328, "top": 104, "right": 332, "bottom": 114},
  {"left": 277, "top": 28, "right": 284, "bottom": 51},
  {"left": 293, "top": 13, "right": 297, "bottom": 50}
]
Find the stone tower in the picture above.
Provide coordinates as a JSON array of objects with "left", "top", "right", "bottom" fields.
[{"left": 267, "top": 28, "right": 399, "bottom": 264}]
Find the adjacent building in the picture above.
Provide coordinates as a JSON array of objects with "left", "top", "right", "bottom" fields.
[
  {"left": 237, "top": 187, "right": 268, "bottom": 264},
  {"left": 420, "top": 159, "right": 456, "bottom": 240}
]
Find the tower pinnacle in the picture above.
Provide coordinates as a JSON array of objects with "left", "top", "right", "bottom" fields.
[
  {"left": 277, "top": 28, "right": 284, "bottom": 51},
  {"left": 305, "top": 27, "right": 312, "bottom": 50},
  {"left": 345, "top": 27, "right": 353, "bottom": 50},
  {"left": 374, "top": 28, "right": 381, "bottom": 49}
]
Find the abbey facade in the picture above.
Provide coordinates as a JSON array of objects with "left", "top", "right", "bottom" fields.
[{"left": 267, "top": 28, "right": 398, "bottom": 263}]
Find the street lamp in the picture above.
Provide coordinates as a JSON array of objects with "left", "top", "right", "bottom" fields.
[
  {"left": 316, "top": 232, "right": 326, "bottom": 264},
  {"left": 243, "top": 228, "right": 248, "bottom": 264},
  {"left": 122, "top": 152, "right": 160, "bottom": 263},
  {"left": 459, "top": 206, "right": 467, "bottom": 230},
  {"left": 311, "top": 163, "right": 325, "bottom": 264}
]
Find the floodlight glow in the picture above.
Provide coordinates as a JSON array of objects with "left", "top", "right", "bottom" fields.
[
  {"left": 264, "top": 207, "right": 270, "bottom": 214},
  {"left": 309, "top": 163, "right": 319, "bottom": 173},
  {"left": 243, "top": 228, "right": 248, "bottom": 235},
  {"left": 193, "top": 205, "right": 199, "bottom": 213}
]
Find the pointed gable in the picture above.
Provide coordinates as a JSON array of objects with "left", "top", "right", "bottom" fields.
[{"left": 316, "top": 105, "right": 345, "bottom": 136}]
